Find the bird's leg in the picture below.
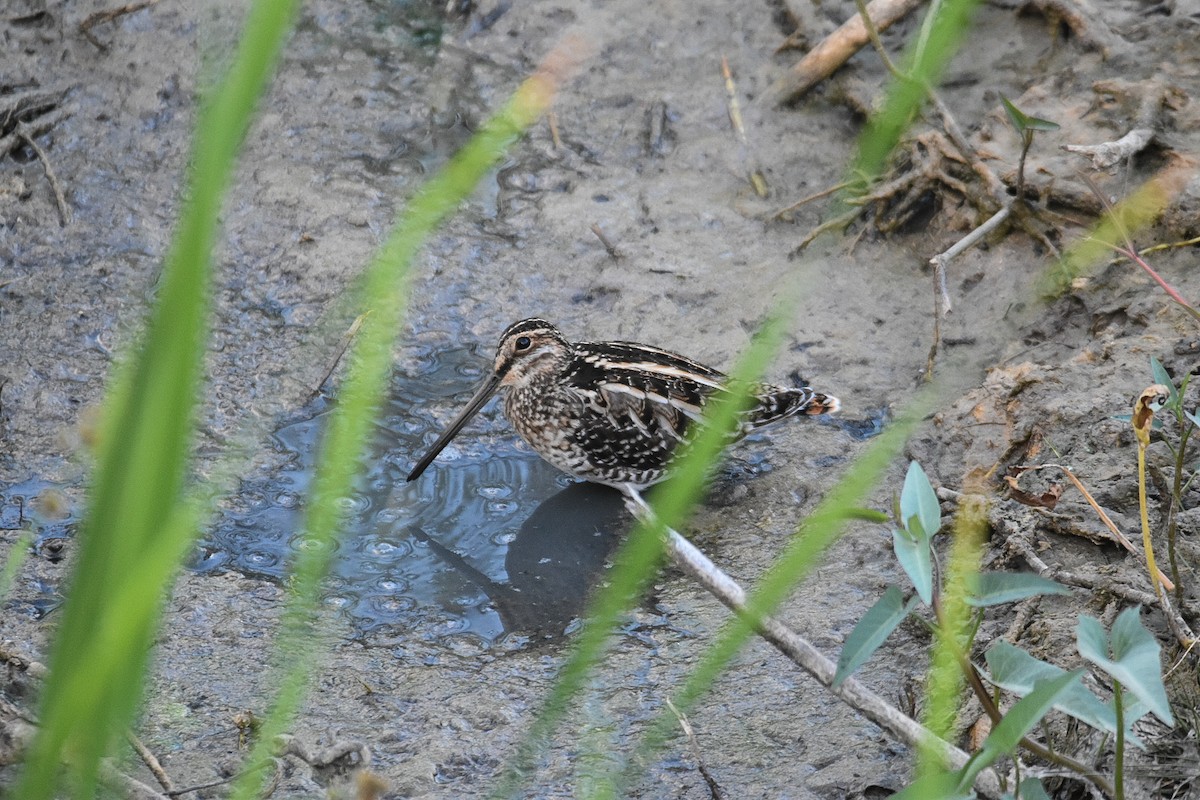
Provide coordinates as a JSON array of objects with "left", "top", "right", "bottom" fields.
[
  {"left": 618, "top": 484, "right": 654, "bottom": 521},
  {"left": 617, "top": 484, "right": 750, "bottom": 605}
]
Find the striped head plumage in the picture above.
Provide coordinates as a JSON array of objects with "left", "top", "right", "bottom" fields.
[{"left": 407, "top": 318, "right": 839, "bottom": 490}]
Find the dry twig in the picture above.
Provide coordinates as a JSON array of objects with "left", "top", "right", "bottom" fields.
[
  {"left": 127, "top": 731, "right": 175, "bottom": 793},
  {"left": 1023, "top": 0, "right": 1125, "bottom": 58},
  {"left": 80, "top": 0, "right": 161, "bottom": 50},
  {"left": 312, "top": 313, "right": 369, "bottom": 399},
  {"left": 619, "top": 490, "right": 1005, "bottom": 799},
  {"left": 721, "top": 56, "right": 766, "bottom": 197},
  {"left": 767, "top": 0, "right": 925, "bottom": 105},
  {"left": 664, "top": 699, "right": 728, "bottom": 800},
  {"left": 996, "top": 509, "right": 1197, "bottom": 648},
  {"left": 16, "top": 124, "right": 72, "bottom": 226},
  {"left": 1009, "top": 463, "right": 1174, "bottom": 590},
  {"left": 99, "top": 760, "right": 171, "bottom": 800},
  {"left": 589, "top": 223, "right": 622, "bottom": 260}
]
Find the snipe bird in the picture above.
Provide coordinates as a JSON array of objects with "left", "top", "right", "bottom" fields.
[{"left": 406, "top": 318, "right": 839, "bottom": 491}]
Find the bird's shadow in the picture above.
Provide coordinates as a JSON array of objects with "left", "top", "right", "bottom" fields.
[
  {"left": 407, "top": 481, "right": 631, "bottom": 640},
  {"left": 403, "top": 408, "right": 888, "bottom": 642}
]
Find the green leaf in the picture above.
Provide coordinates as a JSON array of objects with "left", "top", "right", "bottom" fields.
[
  {"left": 957, "top": 670, "right": 1082, "bottom": 792},
  {"left": 1000, "top": 94, "right": 1030, "bottom": 134},
  {"left": 893, "top": 521, "right": 934, "bottom": 605},
  {"left": 1150, "top": 355, "right": 1180, "bottom": 407},
  {"left": 900, "top": 461, "right": 941, "bottom": 540},
  {"left": 1183, "top": 409, "right": 1200, "bottom": 431},
  {"left": 965, "top": 572, "right": 1071, "bottom": 607},
  {"left": 889, "top": 771, "right": 972, "bottom": 800},
  {"left": 1024, "top": 116, "right": 1060, "bottom": 133},
  {"left": 1000, "top": 776, "right": 1054, "bottom": 800},
  {"left": 834, "top": 585, "right": 918, "bottom": 686},
  {"left": 1000, "top": 96, "right": 1059, "bottom": 135},
  {"left": 1076, "top": 609, "right": 1174, "bottom": 726},
  {"left": 1015, "top": 777, "right": 1052, "bottom": 800},
  {"left": 843, "top": 507, "right": 891, "bottom": 523},
  {"left": 984, "top": 641, "right": 1143, "bottom": 748}
]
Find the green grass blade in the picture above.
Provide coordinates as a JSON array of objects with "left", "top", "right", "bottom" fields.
[
  {"left": 226, "top": 48, "right": 577, "bottom": 800},
  {"left": 0, "top": 529, "right": 33, "bottom": 600},
  {"left": 846, "top": 0, "right": 981, "bottom": 196},
  {"left": 14, "top": 3, "right": 302, "bottom": 797},
  {"left": 1038, "top": 168, "right": 1189, "bottom": 297},
  {"left": 915, "top": 493, "right": 987, "bottom": 783},
  {"left": 489, "top": 303, "right": 796, "bottom": 798},
  {"left": 617, "top": 385, "right": 940, "bottom": 792}
]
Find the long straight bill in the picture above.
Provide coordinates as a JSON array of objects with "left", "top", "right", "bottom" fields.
[{"left": 407, "top": 374, "right": 502, "bottom": 480}]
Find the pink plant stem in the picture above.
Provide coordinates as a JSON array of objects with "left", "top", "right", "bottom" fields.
[{"left": 1119, "top": 245, "right": 1200, "bottom": 315}]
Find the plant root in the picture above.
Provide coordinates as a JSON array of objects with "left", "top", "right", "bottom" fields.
[
  {"left": 79, "top": 0, "right": 161, "bottom": 50},
  {"left": 1021, "top": 0, "right": 1127, "bottom": 58},
  {"left": 996, "top": 507, "right": 1197, "bottom": 650}
]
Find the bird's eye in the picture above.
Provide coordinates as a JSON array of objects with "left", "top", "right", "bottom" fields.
[{"left": 515, "top": 336, "right": 532, "bottom": 351}]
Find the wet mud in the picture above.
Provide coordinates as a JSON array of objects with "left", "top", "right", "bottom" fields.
[{"left": 3, "top": 0, "right": 1200, "bottom": 796}]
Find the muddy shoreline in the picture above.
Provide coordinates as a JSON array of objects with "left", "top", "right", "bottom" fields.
[{"left": 4, "top": 0, "right": 1200, "bottom": 797}]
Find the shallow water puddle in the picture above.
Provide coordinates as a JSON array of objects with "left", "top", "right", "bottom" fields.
[
  {"left": 196, "top": 345, "right": 629, "bottom": 651},
  {"left": 0, "top": 348, "right": 882, "bottom": 648}
]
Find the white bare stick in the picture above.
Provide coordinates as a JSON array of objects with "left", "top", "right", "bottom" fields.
[
  {"left": 619, "top": 486, "right": 1004, "bottom": 799},
  {"left": 1064, "top": 129, "right": 1154, "bottom": 170},
  {"left": 928, "top": 203, "right": 1012, "bottom": 294}
]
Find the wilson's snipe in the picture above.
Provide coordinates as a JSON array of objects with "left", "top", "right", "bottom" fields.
[{"left": 406, "top": 318, "right": 839, "bottom": 491}]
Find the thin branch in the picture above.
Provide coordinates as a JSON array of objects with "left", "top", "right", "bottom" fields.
[
  {"left": 16, "top": 123, "right": 71, "bottom": 226},
  {"left": 590, "top": 223, "right": 622, "bottom": 260},
  {"left": 1010, "top": 463, "right": 1174, "bottom": 591},
  {"left": 619, "top": 489, "right": 1006, "bottom": 799},
  {"left": 767, "top": 0, "right": 925, "bottom": 105},
  {"left": 770, "top": 181, "right": 852, "bottom": 222},
  {"left": 665, "top": 699, "right": 728, "bottom": 800},
  {"left": 80, "top": 0, "right": 161, "bottom": 50},
  {"left": 127, "top": 731, "right": 175, "bottom": 793},
  {"left": 312, "top": 312, "right": 369, "bottom": 399}
]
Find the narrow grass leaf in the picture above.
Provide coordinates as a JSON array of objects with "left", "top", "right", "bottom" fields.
[
  {"left": 14, "top": 2, "right": 301, "bottom": 797},
  {"left": 846, "top": 507, "right": 891, "bottom": 523},
  {"left": 956, "top": 670, "right": 1082, "bottom": 792},
  {"left": 917, "top": 494, "right": 988, "bottom": 783},
  {"left": 834, "top": 585, "right": 919, "bottom": 686},
  {"left": 1013, "top": 777, "right": 1052, "bottom": 800},
  {"left": 492, "top": 299, "right": 796, "bottom": 799},
  {"left": 0, "top": 529, "right": 33, "bottom": 600},
  {"left": 846, "top": 0, "right": 981, "bottom": 196},
  {"left": 888, "top": 771, "right": 972, "bottom": 800},
  {"left": 1076, "top": 610, "right": 1173, "bottom": 725},
  {"left": 1039, "top": 165, "right": 1191, "bottom": 297},
  {"left": 965, "top": 572, "right": 1070, "bottom": 607},
  {"left": 228, "top": 44, "right": 582, "bottom": 800}
]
